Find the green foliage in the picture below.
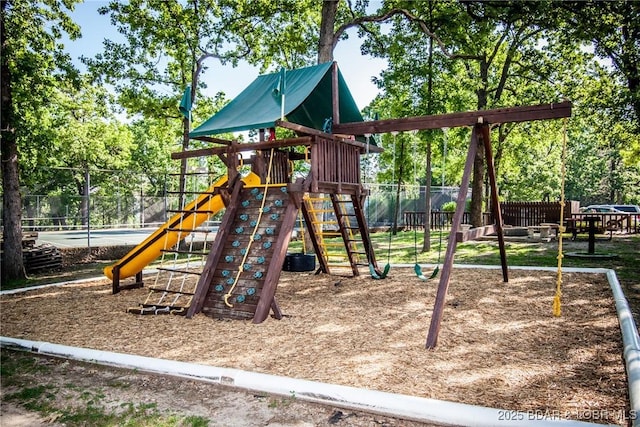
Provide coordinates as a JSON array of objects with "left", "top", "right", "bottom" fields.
[{"left": 441, "top": 201, "right": 456, "bottom": 212}]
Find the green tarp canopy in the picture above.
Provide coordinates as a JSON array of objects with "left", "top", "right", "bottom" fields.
[{"left": 190, "top": 62, "right": 368, "bottom": 141}]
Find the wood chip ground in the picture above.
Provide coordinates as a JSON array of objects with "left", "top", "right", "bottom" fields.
[{"left": 0, "top": 268, "right": 629, "bottom": 425}]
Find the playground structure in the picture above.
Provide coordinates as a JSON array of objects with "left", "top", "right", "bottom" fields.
[
  {"left": 106, "top": 60, "right": 572, "bottom": 347},
  {"left": 107, "top": 62, "right": 384, "bottom": 322}
]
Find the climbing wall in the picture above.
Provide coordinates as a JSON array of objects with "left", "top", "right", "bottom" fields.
[{"left": 200, "top": 184, "right": 293, "bottom": 320}]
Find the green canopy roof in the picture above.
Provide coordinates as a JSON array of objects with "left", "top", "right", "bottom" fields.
[{"left": 190, "top": 62, "right": 366, "bottom": 140}]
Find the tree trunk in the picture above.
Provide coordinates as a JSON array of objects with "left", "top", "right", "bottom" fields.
[
  {"left": 318, "top": 0, "right": 339, "bottom": 63},
  {"left": 392, "top": 137, "right": 405, "bottom": 235},
  {"left": 423, "top": 134, "right": 432, "bottom": 251},
  {"left": 1, "top": 0, "right": 27, "bottom": 282},
  {"left": 470, "top": 57, "right": 489, "bottom": 228}
]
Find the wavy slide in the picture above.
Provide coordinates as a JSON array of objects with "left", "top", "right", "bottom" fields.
[{"left": 104, "top": 173, "right": 260, "bottom": 280}]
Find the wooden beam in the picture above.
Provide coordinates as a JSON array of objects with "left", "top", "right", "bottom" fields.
[
  {"left": 332, "top": 61, "right": 340, "bottom": 126},
  {"left": 481, "top": 125, "right": 509, "bottom": 283},
  {"left": 275, "top": 120, "right": 383, "bottom": 153},
  {"left": 333, "top": 101, "right": 572, "bottom": 135},
  {"left": 426, "top": 126, "right": 479, "bottom": 350},
  {"left": 191, "top": 135, "right": 234, "bottom": 145},
  {"left": 171, "top": 136, "right": 314, "bottom": 160}
]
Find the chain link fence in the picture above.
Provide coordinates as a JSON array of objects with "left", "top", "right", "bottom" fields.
[{"left": 15, "top": 184, "right": 468, "bottom": 231}]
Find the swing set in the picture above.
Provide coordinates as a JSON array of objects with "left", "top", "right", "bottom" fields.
[
  {"left": 370, "top": 128, "right": 443, "bottom": 281},
  {"left": 334, "top": 101, "right": 572, "bottom": 348}
]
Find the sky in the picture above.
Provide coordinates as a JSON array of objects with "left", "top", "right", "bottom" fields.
[{"left": 65, "top": 1, "right": 388, "bottom": 111}]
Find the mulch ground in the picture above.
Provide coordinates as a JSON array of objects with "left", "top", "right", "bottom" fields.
[{"left": 0, "top": 267, "right": 629, "bottom": 425}]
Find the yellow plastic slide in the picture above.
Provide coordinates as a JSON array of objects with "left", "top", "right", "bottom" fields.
[{"left": 104, "top": 173, "right": 260, "bottom": 280}]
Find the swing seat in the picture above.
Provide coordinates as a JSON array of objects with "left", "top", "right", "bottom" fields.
[
  {"left": 369, "top": 263, "right": 390, "bottom": 279},
  {"left": 415, "top": 264, "right": 439, "bottom": 281}
]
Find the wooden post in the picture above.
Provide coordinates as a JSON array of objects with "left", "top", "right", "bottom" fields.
[
  {"left": 425, "top": 126, "right": 478, "bottom": 349},
  {"left": 332, "top": 61, "right": 339, "bottom": 126},
  {"left": 481, "top": 125, "right": 508, "bottom": 282}
]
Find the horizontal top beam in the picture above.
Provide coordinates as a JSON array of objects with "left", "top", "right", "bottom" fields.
[
  {"left": 332, "top": 101, "right": 572, "bottom": 135},
  {"left": 171, "top": 136, "right": 313, "bottom": 160}
]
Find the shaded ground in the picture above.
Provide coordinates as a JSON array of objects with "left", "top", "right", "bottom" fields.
[{"left": 0, "top": 267, "right": 630, "bottom": 425}]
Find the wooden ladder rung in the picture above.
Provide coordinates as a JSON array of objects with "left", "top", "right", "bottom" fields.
[
  {"left": 166, "top": 209, "right": 218, "bottom": 214},
  {"left": 148, "top": 287, "right": 195, "bottom": 296},
  {"left": 160, "top": 249, "right": 208, "bottom": 255},
  {"left": 165, "top": 228, "right": 213, "bottom": 233},
  {"left": 157, "top": 267, "right": 202, "bottom": 276}
]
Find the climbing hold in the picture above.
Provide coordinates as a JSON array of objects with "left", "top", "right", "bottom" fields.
[
  {"left": 274, "top": 199, "right": 283, "bottom": 207},
  {"left": 254, "top": 234, "right": 262, "bottom": 241},
  {"left": 242, "top": 200, "right": 250, "bottom": 207},
  {"left": 251, "top": 188, "right": 259, "bottom": 195},
  {"left": 265, "top": 227, "right": 274, "bottom": 235},
  {"left": 255, "top": 193, "right": 263, "bottom": 201},
  {"left": 263, "top": 206, "right": 271, "bottom": 213},
  {"left": 226, "top": 278, "right": 234, "bottom": 285},
  {"left": 270, "top": 213, "right": 279, "bottom": 220},
  {"left": 243, "top": 263, "right": 252, "bottom": 271},
  {"left": 240, "top": 248, "right": 247, "bottom": 255},
  {"left": 239, "top": 214, "right": 248, "bottom": 221},
  {"left": 253, "top": 271, "right": 263, "bottom": 279},
  {"left": 263, "top": 241, "right": 272, "bottom": 249},
  {"left": 250, "top": 220, "right": 257, "bottom": 227},
  {"left": 235, "top": 226, "right": 244, "bottom": 234},
  {"left": 222, "top": 270, "right": 230, "bottom": 277},
  {"left": 236, "top": 294, "right": 246, "bottom": 303},
  {"left": 232, "top": 240, "right": 240, "bottom": 247},
  {"left": 257, "top": 256, "right": 265, "bottom": 264},
  {"left": 225, "top": 255, "right": 234, "bottom": 263},
  {"left": 215, "top": 284, "right": 224, "bottom": 292},
  {"left": 280, "top": 187, "right": 287, "bottom": 193},
  {"left": 247, "top": 288, "right": 256, "bottom": 296}
]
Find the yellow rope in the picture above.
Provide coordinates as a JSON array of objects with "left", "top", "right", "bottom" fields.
[
  {"left": 553, "top": 118, "right": 568, "bottom": 317},
  {"left": 223, "top": 149, "right": 275, "bottom": 307}
]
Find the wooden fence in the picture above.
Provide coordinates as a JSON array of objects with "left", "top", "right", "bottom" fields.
[
  {"left": 499, "top": 201, "right": 580, "bottom": 227},
  {"left": 404, "top": 201, "right": 582, "bottom": 230}
]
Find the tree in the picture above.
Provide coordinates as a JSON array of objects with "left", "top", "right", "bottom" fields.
[
  {"left": 1, "top": 0, "right": 80, "bottom": 283},
  {"left": 557, "top": 1, "right": 640, "bottom": 127}
]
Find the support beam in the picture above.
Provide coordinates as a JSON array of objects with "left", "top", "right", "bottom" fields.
[
  {"left": 426, "top": 127, "right": 479, "bottom": 350},
  {"left": 333, "top": 101, "right": 572, "bottom": 135},
  {"left": 332, "top": 61, "right": 340, "bottom": 126},
  {"left": 481, "top": 125, "right": 508, "bottom": 283},
  {"left": 171, "top": 137, "right": 313, "bottom": 160},
  {"left": 274, "top": 120, "right": 383, "bottom": 153}
]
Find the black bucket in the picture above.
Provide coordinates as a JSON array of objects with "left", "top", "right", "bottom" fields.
[{"left": 283, "top": 253, "right": 316, "bottom": 272}]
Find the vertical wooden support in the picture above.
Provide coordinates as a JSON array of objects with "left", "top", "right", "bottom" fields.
[
  {"left": 300, "top": 198, "right": 329, "bottom": 273},
  {"left": 332, "top": 61, "right": 340, "bottom": 126},
  {"left": 351, "top": 192, "right": 381, "bottom": 275},
  {"left": 112, "top": 265, "right": 120, "bottom": 294},
  {"left": 481, "top": 125, "right": 508, "bottom": 283},
  {"left": 425, "top": 126, "right": 479, "bottom": 349}
]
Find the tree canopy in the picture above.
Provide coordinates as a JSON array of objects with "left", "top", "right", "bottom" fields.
[{"left": 2, "top": 0, "right": 639, "bottom": 282}]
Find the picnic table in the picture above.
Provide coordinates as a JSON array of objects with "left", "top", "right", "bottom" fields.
[
  {"left": 584, "top": 216, "right": 601, "bottom": 254},
  {"left": 566, "top": 216, "right": 600, "bottom": 254}
]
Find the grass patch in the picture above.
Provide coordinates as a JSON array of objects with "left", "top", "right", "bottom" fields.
[{"left": 1, "top": 349, "right": 211, "bottom": 427}]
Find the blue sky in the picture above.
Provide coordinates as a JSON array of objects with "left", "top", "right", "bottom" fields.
[{"left": 65, "top": 1, "right": 387, "bottom": 110}]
